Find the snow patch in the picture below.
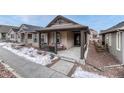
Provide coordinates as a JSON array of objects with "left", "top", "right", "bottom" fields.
[
  {"left": 72, "top": 67, "right": 106, "bottom": 78},
  {"left": 0, "top": 42, "right": 52, "bottom": 65}
]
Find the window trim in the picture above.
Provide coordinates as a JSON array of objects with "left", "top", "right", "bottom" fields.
[{"left": 28, "top": 34, "right": 32, "bottom": 39}]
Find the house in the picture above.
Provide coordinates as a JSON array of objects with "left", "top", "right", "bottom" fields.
[
  {"left": 17, "top": 24, "right": 42, "bottom": 48},
  {"left": 100, "top": 21, "right": 124, "bottom": 64},
  {"left": 7, "top": 27, "right": 19, "bottom": 42},
  {"left": 7, "top": 24, "right": 43, "bottom": 48},
  {"left": 90, "top": 29, "right": 98, "bottom": 42},
  {"left": 0, "top": 25, "right": 17, "bottom": 40},
  {"left": 37, "top": 15, "right": 90, "bottom": 60}
]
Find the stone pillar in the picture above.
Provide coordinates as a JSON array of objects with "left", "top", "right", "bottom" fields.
[{"left": 80, "top": 30, "right": 85, "bottom": 59}]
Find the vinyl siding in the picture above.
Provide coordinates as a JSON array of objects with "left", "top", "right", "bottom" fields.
[{"left": 105, "top": 32, "right": 123, "bottom": 63}]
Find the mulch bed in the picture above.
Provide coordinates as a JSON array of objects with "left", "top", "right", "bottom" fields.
[
  {"left": 0, "top": 63, "right": 16, "bottom": 78},
  {"left": 83, "top": 41, "right": 124, "bottom": 78}
]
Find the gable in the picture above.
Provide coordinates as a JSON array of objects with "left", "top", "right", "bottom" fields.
[
  {"left": 8, "top": 29, "right": 14, "bottom": 34},
  {"left": 47, "top": 15, "right": 78, "bottom": 27},
  {"left": 19, "top": 24, "right": 28, "bottom": 31}
]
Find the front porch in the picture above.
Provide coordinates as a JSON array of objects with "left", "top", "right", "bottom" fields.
[
  {"left": 37, "top": 15, "right": 90, "bottom": 60},
  {"left": 39, "top": 30, "right": 88, "bottom": 60}
]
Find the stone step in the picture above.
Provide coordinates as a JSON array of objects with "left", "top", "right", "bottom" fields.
[{"left": 60, "top": 56, "right": 76, "bottom": 63}]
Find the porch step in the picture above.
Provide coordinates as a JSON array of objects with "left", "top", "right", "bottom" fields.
[{"left": 60, "top": 56, "right": 76, "bottom": 63}]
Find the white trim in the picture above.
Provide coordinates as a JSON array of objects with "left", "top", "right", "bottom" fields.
[
  {"left": 116, "top": 32, "right": 121, "bottom": 51},
  {"left": 108, "top": 33, "right": 112, "bottom": 46}
]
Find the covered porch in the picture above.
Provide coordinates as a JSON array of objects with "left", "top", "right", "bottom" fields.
[{"left": 38, "top": 24, "right": 89, "bottom": 60}]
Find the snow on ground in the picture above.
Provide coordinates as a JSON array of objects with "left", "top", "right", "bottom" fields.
[
  {"left": 0, "top": 42, "right": 52, "bottom": 65},
  {"left": 72, "top": 67, "right": 106, "bottom": 78},
  {"left": 0, "top": 42, "right": 7, "bottom": 46}
]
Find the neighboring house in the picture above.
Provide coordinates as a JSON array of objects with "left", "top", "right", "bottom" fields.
[
  {"left": 7, "top": 27, "right": 19, "bottom": 42},
  {"left": 18, "top": 24, "right": 42, "bottom": 48},
  {"left": 90, "top": 29, "right": 98, "bottom": 42},
  {"left": 37, "top": 15, "right": 90, "bottom": 59},
  {"left": 100, "top": 21, "right": 124, "bottom": 64},
  {"left": 0, "top": 25, "right": 17, "bottom": 40}
]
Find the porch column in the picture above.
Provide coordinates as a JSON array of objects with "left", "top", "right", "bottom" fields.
[
  {"left": 39, "top": 32, "right": 41, "bottom": 49},
  {"left": 80, "top": 30, "right": 85, "bottom": 59},
  {"left": 54, "top": 31, "right": 57, "bottom": 54}
]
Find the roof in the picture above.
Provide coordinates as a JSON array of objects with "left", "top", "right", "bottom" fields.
[
  {"left": 38, "top": 15, "right": 89, "bottom": 33},
  {"left": 39, "top": 24, "right": 88, "bottom": 31},
  {"left": 0, "top": 25, "right": 17, "bottom": 33},
  {"left": 47, "top": 15, "right": 79, "bottom": 27},
  {"left": 12, "top": 27, "right": 19, "bottom": 32},
  {"left": 90, "top": 29, "right": 97, "bottom": 35},
  {"left": 19, "top": 24, "right": 43, "bottom": 32},
  {"left": 100, "top": 21, "right": 124, "bottom": 34}
]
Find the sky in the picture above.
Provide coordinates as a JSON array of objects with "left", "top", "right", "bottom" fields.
[{"left": 0, "top": 15, "right": 124, "bottom": 32}]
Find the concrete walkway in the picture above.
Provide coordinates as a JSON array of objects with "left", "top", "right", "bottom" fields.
[
  {"left": 58, "top": 47, "right": 80, "bottom": 61},
  {"left": 50, "top": 60, "right": 74, "bottom": 75},
  {"left": 0, "top": 47, "right": 68, "bottom": 78}
]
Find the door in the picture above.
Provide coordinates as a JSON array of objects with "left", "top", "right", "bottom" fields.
[
  {"left": 40, "top": 33, "right": 48, "bottom": 49},
  {"left": 74, "top": 33, "right": 81, "bottom": 46}
]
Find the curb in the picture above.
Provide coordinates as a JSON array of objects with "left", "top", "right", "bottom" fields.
[{"left": 0, "top": 59, "right": 22, "bottom": 78}]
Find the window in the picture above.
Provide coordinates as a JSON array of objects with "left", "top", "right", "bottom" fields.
[
  {"left": 116, "top": 32, "right": 121, "bottom": 51},
  {"left": 56, "top": 32, "right": 61, "bottom": 44},
  {"left": 33, "top": 34, "right": 37, "bottom": 42},
  {"left": 28, "top": 34, "right": 32, "bottom": 39},
  {"left": 41, "top": 34, "right": 47, "bottom": 44},
  {"left": 41, "top": 34, "right": 45, "bottom": 43},
  {"left": 11, "top": 34, "right": 14, "bottom": 38}
]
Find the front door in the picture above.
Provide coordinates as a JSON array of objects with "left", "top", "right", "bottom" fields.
[{"left": 74, "top": 33, "right": 81, "bottom": 46}]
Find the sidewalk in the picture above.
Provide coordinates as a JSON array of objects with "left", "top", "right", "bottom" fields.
[{"left": 0, "top": 47, "right": 68, "bottom": 78}]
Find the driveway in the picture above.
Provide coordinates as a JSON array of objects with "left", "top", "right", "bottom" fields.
[{"left": 0, "top": 46, "right": 68, "bottom": 78}]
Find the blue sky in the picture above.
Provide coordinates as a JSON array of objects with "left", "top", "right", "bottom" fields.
[{"left": 0, "top": 15, "right": 124, "bottom": 32}]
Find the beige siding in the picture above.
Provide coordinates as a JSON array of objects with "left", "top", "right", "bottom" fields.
[
  {"left": 49, "top": 31, "right": 74, "bottom": 49},
  {"left": 49, "top": 32, "right": 54, "bottom": 44},
  {"left": 66, "top": 31, "right": 74, "bottom": 49},
  {"left": 61, "top": 31, "right": 68, "bottom": 48},
  {"left": 9, "top": 30, "right": 17, "bottom": 42},
  {"left": 17, "top": 33, "right": 21, "bottom": 43}
]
